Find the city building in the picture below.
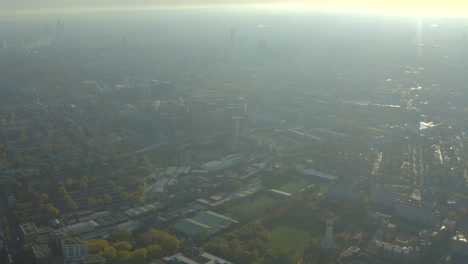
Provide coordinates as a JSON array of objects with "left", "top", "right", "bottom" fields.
[
  {"left": 232, "top": 116, "right": 244, "bottom": 139},
  {"left": 394, "top": 199, "right": 439, "bottom": 226},
  {"left": 269, "top": 189, "right": 292, "bottom": 199},
  {"left": 81, "top": 254, "right": 106, "bottom": 264},
  {"left": 61, "top": 238, "right": 88, "bottom": 263},
  {"left": 20, "top": 222, "right": 53, "bottom": 243},
  {"left": 367, "top": 220, "right": 432, "bottom": 263},
  {"left": 452, "top": 232, "right": 468, "bottom": 256},
  {"left": 31, "top": 243, "right": 53, "bottom": 264},
  {"left": 161, "top": 247, "right": 234, "bottom": 264},
  {"left": 371, "top": 189, "right": 406, "bottom": 208},
  {"left": 327, "top": 186, "right": 363, "bottom": 203},
  {"left": 20, "top": 222, "right": 39, "bottom": 243},
  {"left": 201, "top": 154, "right": 243, "bottom": 172}
]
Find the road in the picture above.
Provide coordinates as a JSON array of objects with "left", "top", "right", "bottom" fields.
[{"left": 0, "top": 184, "right": 22, "bottom": 252}]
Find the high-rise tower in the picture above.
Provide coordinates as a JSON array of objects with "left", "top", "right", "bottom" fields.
[
  {"left": 321, "top": 217, "right": 336, "bottom": 252},
  {"left": 232, "top": 116, "right": 243, "bottom": 139}
]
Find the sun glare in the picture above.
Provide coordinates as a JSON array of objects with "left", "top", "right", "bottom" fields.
[{"left": 1, "top": 1, "right": 468, "bottom": 18}]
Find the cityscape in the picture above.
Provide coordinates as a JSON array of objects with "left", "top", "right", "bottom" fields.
[{"left": 1, "top": 2, "right": 468, "bottom": 264}]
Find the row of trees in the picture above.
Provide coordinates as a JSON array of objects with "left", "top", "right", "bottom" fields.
[
  {"left": 57, "top": 186, "right": 79, "bottom": 211},
  {"left": 86, "top": 228, "right": 179, "bottom": 264}
]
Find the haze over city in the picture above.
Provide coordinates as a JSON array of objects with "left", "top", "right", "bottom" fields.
[{"left": 0, "top": 1, "right": 467, "bottom": 264}]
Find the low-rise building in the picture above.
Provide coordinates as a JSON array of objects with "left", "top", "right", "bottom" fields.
[
  {"left": 161, "top": 247, "right": 233, "bottom": 264},
  {"left": 452, "top": 232, "right": 468, "bottom": 256},
  {"left": 21, "top": 222, "right": 38, "bottom": 243},
  {"left": 31, "top": 243, "right": 53, "bottom": 264},
  {"left": 367, "top": 221, "right": 432, "bottom": 263},
  {"left": 20, "top": 222, "right": 53, "bottom": 243},
  {"left": 81, "top": 254, "right": 106, "bottom": 264},
  {"left": 269, "top": 189, "right": 292, "bottom": 199},
  {"left": 124, "top": 202, "right": 165, "bottom": 218},
  {"left": 327, "top": 186, "right": 363, "bottom": 203},
  {"left": 394, "top": 199, "right": 439, "bottom": 226},
  {"left": 371, "top": 189, "right": 406, "bottom": 208},
  {"left": 201, "top": 155, "right": 243, "bottom": 172},
  {"left": 61, "top": 238, "right": 88, "bottom": 263}
]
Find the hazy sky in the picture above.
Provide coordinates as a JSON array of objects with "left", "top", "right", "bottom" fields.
[{"left": 1, "top": 1, "right": 468, "bottom": 17}]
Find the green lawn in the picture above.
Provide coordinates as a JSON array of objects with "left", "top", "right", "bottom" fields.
[
  {"left": 267, "top": 225, "right": 310, "bottom": 256},
  {"left": 278, "top": 177, "right": 313, "bottom": 194},
  {"left": 229, "top": 194, "right": 279, "bottom": 218}
]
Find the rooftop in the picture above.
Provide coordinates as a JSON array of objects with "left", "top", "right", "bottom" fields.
[
  {"left": 452, "top": 233, "right": 468, "bottom": 243},
  {"left": 31, "top": 244, "right": 52, "bottom": 258},
  {"left": 82, "top": 254, "right": 106, "bottom": 264},
  {"left": 20, "top": 222, "right": 38, "bottom": 234},
  {"left": 270, "top": 189, "right": 293, "bottom": 197},
  {"left": 162, "top": 251, "right": 234, "bottom": 264},
  {"left": 62, "top": 237, "right": 86, "bottom": 246}
]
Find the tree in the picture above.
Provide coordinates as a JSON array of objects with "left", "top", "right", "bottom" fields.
[
  {"left": 103, "top": 194, "right": 112, "bottom": 204},
  {"left": 57, "top": 186, "right": 67, "bottom": 196},
  {"left": 81, "top": 176, "right": 89, "bottom": 183},
  {"left": 46, "top": 204, "right": 59, "bottom": 218},
  {"left": 229, "top": 179, "right": 244, "bottom": 192},
  {"left": 39, "top": 193, "right": 49, "bottom": 202},
  {"left": 113, "top": 241, "right": 132, "bottom": 251},
  {"left": 65, "top": 178, "right": 74, "bottom": 187},
  {"left": 147, "top": 244, "right": 163, "bottom": 260},
  {"left": 136, "top": 229, "right": 179, "bottom": 255},
  {"left": 108, "top": 180, "right": 116, "bottom": 189},
  {"left": 141, "top": 154, "right": 151, "bottom": 168},
  {"left": 13, "top": 243, "right": 34, "bottom": 263},
  {"left": 79, "top": 180, "right": 88, "bottom": 189},
  {"left": 68, "top": 201, "right": 78, "bottom": 211},
  {"left": 129, "top": 248, "right": 147, "bottom": 264},
  {"left": 116, "top": 250, "right": 132, "bottom": 264},
  {"left": 63, "top": 195, "right": 72, "bottom": 203},
  {"left": 88, "top": 198, "right": 96, "bottom": 207},
  {"left": 205, "top": 237, "right": 229, "bottom": 258},
  {"left": 121, "top": 192, "right": 129, "bottom": 200},
  {"left": 263, "top": 248, "right": 297, "bottom": 264},
  {"left": 99, "top": 246, "right": 117, "bottom": 263},
  {"left": 87, "top": 239, "right": 110, "bottom": 254}
]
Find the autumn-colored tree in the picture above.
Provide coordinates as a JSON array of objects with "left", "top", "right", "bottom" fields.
[
  {"left": 45, "top": 204, "right": 59, "bottom": 218},
  {"left": 87, "top": 239, "right": 111, "bottom": 254},
  {"left": 129, "top": 248, "right": 147, "bottom": 264},
  {"left": 79, "top": 180, "right": 88, "bottom": 189},
  {"left": 87, "top": 198, "right": 96, "bottom": 207},
  {"left": 147, "top": 244, "right": 163, "bottom": 260},
  {"left": 39, "top": 193, "right": 49, "bottom": 202},
  {"left": 99, "top": 246, "right": 117, "bottom": 263},
  {"left": 63, "top": 195, "right": 72, "bottom": 203},
  {"left": 57, "top": 186, "right": 67, "bottom": 196},
  {"left": 113, "top": 241, "right": 132, "bottom": 251},
  {"left": 103, "top": 195, "right": 112, "bottom": 204},
  {"left": 116, "top": 250, "right": 132, "bottom": 264},
  {"left": 68, "top": 201, "right": 79, "bottom": 211}
]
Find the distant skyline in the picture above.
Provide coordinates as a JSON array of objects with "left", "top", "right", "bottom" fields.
[{"left": 1, "top": 1, "right": 468, "bottom": 17}]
